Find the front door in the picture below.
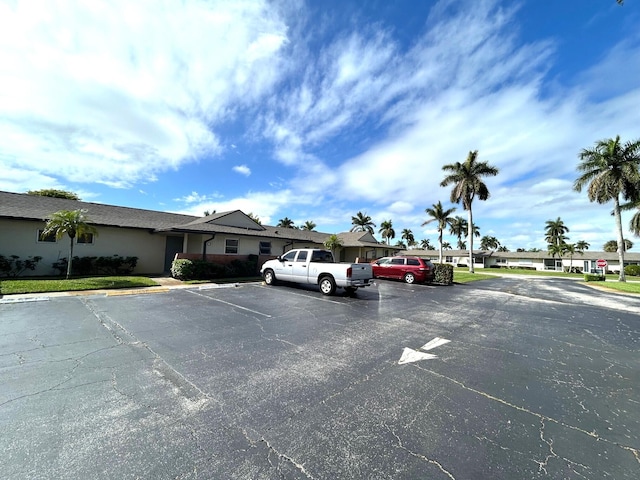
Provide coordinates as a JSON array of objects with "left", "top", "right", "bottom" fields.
[
  {"left": 274, "top": 250, "right": 296, "bottom": 281},
  {"left": 164, "top": 236, "right": 184, "bottom": 272}
]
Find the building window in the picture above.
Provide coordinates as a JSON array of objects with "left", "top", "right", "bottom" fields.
[
  {"left": 474, "top": 256, "right": 483, "bottom": 264},
  {"left": 259, "top": 241, "right": 271, "bottom": 255},
  {"left": 445, "top": 256, "right": 453, "bottom": 263},
  {"left": 225, "top": 239, "right": 238, "bottom": 254},
  {"left": 37, "top": 229, "right": 56, "bottom": 243},
  {"left": 77, "top": 233, "right": 94, "bottom": 244}
]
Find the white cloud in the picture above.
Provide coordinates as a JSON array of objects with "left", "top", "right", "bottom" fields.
[
  {"left": 0, "top": 0, "right": 287, "bottom": 188},
  {"left": 232, "top": 165, "right": 251, "bottom": 176}
]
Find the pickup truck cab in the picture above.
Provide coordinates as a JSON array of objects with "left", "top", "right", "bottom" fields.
[{"left": 260, "top": 248, "right": 373, "bottom": 295}]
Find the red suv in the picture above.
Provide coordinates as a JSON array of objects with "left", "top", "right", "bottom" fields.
[{"left": 371, "top": 256, "right": 434, "bottom": 284}]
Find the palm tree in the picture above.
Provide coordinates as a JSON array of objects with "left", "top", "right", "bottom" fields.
[
  {"left": 603, "top": 239, "right": 633, "bottom": 252},
  {"left": 564, "top": 243, "right": 577, "bottom": 273},
  {"left": 422, "top": 201, "right": 457, "bottom": 263},
  {"left": 441, "top": 150, "right": 499, "bottom": 273},
  {"left": 277, "top": 217, "right": 295, "bottom": 228},
  {"left": 41, "top": 209, "right": 98, "bottom": 279},
  {"left": 449, "top": 216, "right": 467, "bottom": 249},
  {"left": 575, "top": 135, "right": 640, "bottom": 281},
  {"left": 378, "top": 220, "right": 395, "bottom": 245},
  {"left": 351, "top": 211, "right": 376, "bottom": 235},
  {"left": 247, "top": 212, "right": 262, "bottom": 225},
  {"left": 419, "top": 238, "right": 435, "bottom": 250},
  {"left": 395, "top": 240, "right": 407, "bottom": 249},
  {"left": 547, "top": 243, "right": 566, "bottom": 270},
  {"left": 497, "top": 245, "right": 509, "bottom": 252},
  {"left": 401, "top": 228, "right": 415, "bottom": 248},
  {"left": 442, "top": 241, "right": 452, "bottom": 250},
  {"left": 323, "top": 234, "right": 343, "bottom": 259},
  {"left": 301, "top": 220, "right": 316, "bottom": 231},
  {"left": 575, "top": 240, "right": 590, "bottom": 252},
  {"left": 480, "top": 235, "right": 500, "bottom": 251},
  {"left": 544, "top": 217, "right": 570, "bottom": 248}
]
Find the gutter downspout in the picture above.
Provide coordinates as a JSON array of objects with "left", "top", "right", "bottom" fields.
[{"left": 203, "top": 234, "right": 216, "bottom": 260}]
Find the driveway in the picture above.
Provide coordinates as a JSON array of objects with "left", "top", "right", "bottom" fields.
[{"left": 1, "top": 278, "right": 639, "bottom": 479}]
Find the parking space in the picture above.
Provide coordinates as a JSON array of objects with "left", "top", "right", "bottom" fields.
[{"left": 1, "top": 278, "right": 639, "bottom": 478}]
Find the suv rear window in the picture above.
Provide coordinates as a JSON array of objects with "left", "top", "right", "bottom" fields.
[{"left": 407, "top": 258, "right": 420, "bottom": 266}]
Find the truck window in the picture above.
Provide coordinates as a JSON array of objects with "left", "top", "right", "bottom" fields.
[
  {"left": 282, "top": 251, "right": 297, "bottom": 262},
  {"left": 296, "top": 251, "right": 308, "bottom": 262},
  {"left": 311, "top": 251, "right": 333, "bottom": 263}
]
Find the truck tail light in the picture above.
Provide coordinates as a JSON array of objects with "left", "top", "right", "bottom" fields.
[{"left": 347, "top": 267, "right": 352, "bottom": 278}]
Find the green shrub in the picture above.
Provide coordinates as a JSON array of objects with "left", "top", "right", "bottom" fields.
[
  {"left": 584, "top": 273, "right": 606, "bottom": 282},
  {"left": 171, "top": 257, "right": 259, "bottom": 280},
  {"left": 624, "top": 264, "right": 640, "bottom": 276},
  {"left": 0, "top": 254, "right": 43, "bottom": 277},
  {"left": 53, "top": 255, "right": 138, "bottom": 276},
  {"left": 433, "top": 263, "right": 454, "bottom": 285}
]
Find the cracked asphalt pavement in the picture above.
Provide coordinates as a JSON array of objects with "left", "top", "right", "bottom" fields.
[{"left": 1, "top": 277, "right": 639, "bottom": 479}]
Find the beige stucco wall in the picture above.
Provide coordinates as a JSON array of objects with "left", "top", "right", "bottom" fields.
[{"left": 0, "top": 219, "right": 167, "bottom": 276}]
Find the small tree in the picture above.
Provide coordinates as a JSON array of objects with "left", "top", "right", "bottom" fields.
[
  {"left": 41, "top": 209, "right": 98, "bottom": 279},
  {"left": 323, "top": 234, "right": 343, "bottom": 259}
]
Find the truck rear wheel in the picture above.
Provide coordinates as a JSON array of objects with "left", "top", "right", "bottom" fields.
[
  {"left": 263, "top": 269, "right": 277, "bottom": 285},
  {"left": 319, "top": 276, "right": 336, "bottom": 296}
]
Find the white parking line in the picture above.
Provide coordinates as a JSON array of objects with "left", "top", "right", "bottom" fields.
[{"left": 187, "top": 290, "right": 272, "bottom": 317}]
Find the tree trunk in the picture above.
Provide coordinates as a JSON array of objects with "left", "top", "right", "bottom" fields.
[
  {"left": 467, "top": 208, "right": 474, "bottom": 273},
  {"left": 438, "top": 231, "right": 443, "bottom": 264},
  {"left": 66, "top": 235, "right": 74, "bottom": 280},
  {"left": 614, "top": 196, "right": 626, "bottom": 282}
]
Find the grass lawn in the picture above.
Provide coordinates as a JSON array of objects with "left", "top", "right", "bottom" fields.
[
  {"left": 453, "top": 267, "right": 640, "bottom": 294},
  {"left": 0, "top": 276, "right": 159, "bottom": 295}
]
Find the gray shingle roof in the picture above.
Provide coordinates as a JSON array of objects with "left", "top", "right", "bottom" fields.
[{"left": 0, "top": 190, "right": 382, "bottom": 246}]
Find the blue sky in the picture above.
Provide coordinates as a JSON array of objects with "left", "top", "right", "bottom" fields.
[{"left": 1, "top": 0, "right": 639, "bottom": 251}]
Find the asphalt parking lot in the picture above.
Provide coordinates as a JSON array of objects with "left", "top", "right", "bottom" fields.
[{"left": 1, "top": 277, "right": 639, "bottom": 479}]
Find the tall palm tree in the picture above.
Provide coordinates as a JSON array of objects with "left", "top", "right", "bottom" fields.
[
  {"left": 574, "top": 135, "right": 640, "bottom": 282},
  {"left": 422, "top": 201, "right": 457, "bottom": 263},
  {"left": 378, "top": 220, "right": 395, "bottom": 245},
  {"left": 441, "top": 150, "right": 499, "bottom": 273},
  {"left": 351, "top": 211, "right": 376, "bottom": 235},
  {"left": 544, "top": 217, "right": 570, "bottom": 248},
  {"left": 497, "top": 245, "right": 509, "bottom": 252},
  {"left": 277, "top": 217, "right": 295, "bottom": 228},
  {"left": 301, "top": 220, "right": 316, "bottom": 231},
  {"left": 401, "top": 228, "right": 415, "bottom": 248},
  {"left": 41, "top": 209, "right": 98, "bottom": 279}
]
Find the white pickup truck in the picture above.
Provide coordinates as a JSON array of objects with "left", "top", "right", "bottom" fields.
[{"left": 260, "top": 248, "right": 373, "bottom": 295}]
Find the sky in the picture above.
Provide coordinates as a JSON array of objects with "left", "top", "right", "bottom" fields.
[{"left": 1, "top": 0, "right": 640, "bottom": 252}]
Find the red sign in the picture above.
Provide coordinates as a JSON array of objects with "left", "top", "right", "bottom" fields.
[{"left": 596, "top": 259, "right": 607, "bottom": 268}]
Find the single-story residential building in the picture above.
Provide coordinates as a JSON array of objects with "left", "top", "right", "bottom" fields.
[
  {"left": 0, "top": 191, "right": 399, "bottom": 277},
  {"left": 399, "top": 248, "right": 640, "bottom": 274}
]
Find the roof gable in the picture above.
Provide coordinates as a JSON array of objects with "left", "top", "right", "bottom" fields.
[{"left": 184, "top": 210, "right": 265, "bottom": 230}]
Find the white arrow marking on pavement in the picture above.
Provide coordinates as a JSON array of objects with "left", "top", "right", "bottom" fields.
[
  {"left": 398, "top": 348, "right": 437, "bottom": 365},
  {"left": 420, "top": 337, "right": 451, "bottom": 351}
]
